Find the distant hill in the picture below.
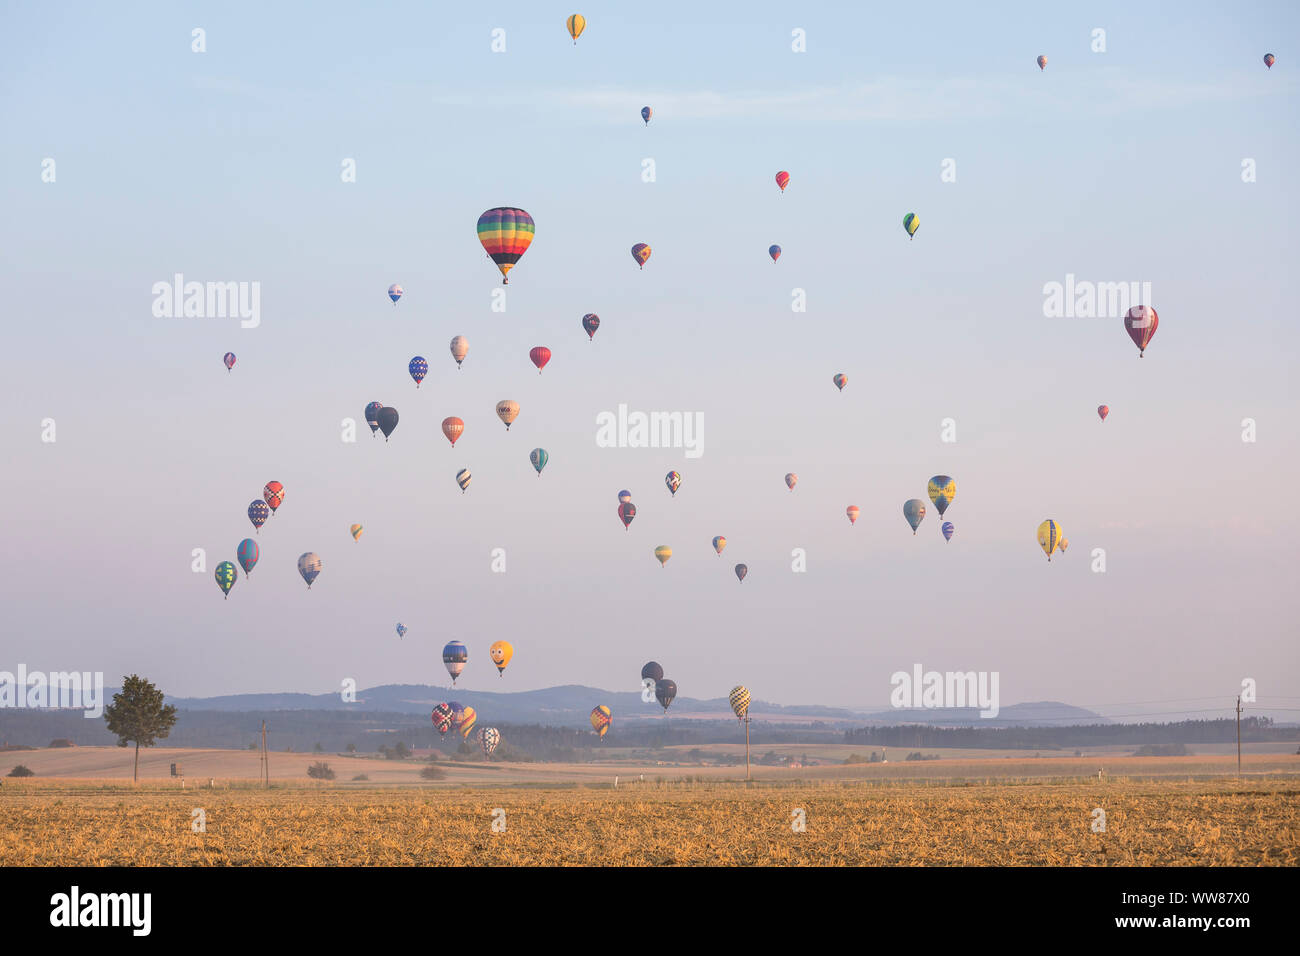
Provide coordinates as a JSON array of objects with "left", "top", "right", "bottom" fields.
[{"left": 851, "top": 700, "right": 1108, "bottom": 727}]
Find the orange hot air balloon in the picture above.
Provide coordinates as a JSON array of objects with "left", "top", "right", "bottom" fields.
[
  {"left": 775, "top": 170, "right": 789, "bottom": 193},
  {"left": 846, "top": 505, "right": 860, "bottom": 525},
  {"left": 1037, "top": 54, "right": 1047, "bottom": 70},
  {"left": 631, "top": 243, "right": 651, "bottom": 269},
  {"left": 530, "top": 346, "right": 551, "bottom": 373},
  {"left": 1097, "top": 405, "right": 1109, "bottom": 421},
  {"left": 442, "top": 417, "right": 465, "bottom": 446}
]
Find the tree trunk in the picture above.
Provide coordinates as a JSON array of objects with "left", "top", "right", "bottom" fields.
[{"left": 134, "top": 741, "right": 140, "bottom": 782}]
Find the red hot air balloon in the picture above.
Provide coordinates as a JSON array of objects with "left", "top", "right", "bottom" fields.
[
  {"left": 618, "top": 502, "right": 636, "bottom": 529},
  {"left": 1097, "top": 405, "right": 1109, "bottom": 421},
  {"left": 263, "top": 481, "right": 284, "bottom": 514},
  {"left": 530, "top": 346, "right": 551, "bottom": 373},
  {"left": 775, "top": 171, "right": 789, "bottom": 193},
  {"left": 442, "top": 417, "right": 465, "bottom": 446},
  {"left": 1124, "top": 306, "right": 1158, "bottom": 357},
  {"left": 846, "top": 505, "right": 860, "bottom": 525},
  {"left": 631, "top": 243, "right": 651, "bottom": 269}
]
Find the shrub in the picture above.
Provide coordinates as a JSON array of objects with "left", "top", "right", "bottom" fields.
[
  {"left": 420, "top": 765, "right": 446, "bottom": 780},
  {"left": 307, "top": 762, "right": 335, "bottom": 780},
  {"left": 7, "top": 765, "right": 34, "bottom": 778},
  {"left": 351, "top": 774, "right": 369, "bottom": 781}
]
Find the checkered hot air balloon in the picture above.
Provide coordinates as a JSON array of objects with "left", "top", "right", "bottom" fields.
[
  {"left": 479, "top": 727, "right": 500, "bottom": 757},
  {"left": 408, "top": 356, "right": 428, "bottom": 388},
  {"left": 263, "top": 481, "right": 284, "bottom": 514},
  {"left": 247, "top": 500, "right": 269, "bottom": 533},
  {"left": 729, "top": 686, "right": 751, "bottom": 720},
  {"left": 590, "top": 705, "right": 612, "bottom": 737},
  {"left": 432, "top": 703, "right": 453, "bottom": 735}
]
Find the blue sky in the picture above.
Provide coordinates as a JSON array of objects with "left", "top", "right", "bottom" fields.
[{"left": 1, "top": 1, "right": 1297, "bottom": 717}]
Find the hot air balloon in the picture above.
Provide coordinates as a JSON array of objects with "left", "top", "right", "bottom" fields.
[
  {"left": 432, "top": 703, "right": 453, "bottom": 735},
  {"left": 1037, "top": 55, "right": 1047, "bottom": 70},
  {"left": 641, "top": 662, "right": 664, "bottom": 682},
  {"left": 713, "top": 535, "right": 726, "bottom": 555},
  {"left": 396, "top": 623, "right": 408, "bottom": 640},
  {"left": 496, "top": 400, "right": 520, "bottom": 430},
  {"left": 641, "top": 106, "right": 652, "bottom": 125},
  {"left": 450, "top": 336, "right": 469, "bottom": 369},
  {"left": 442, "top": 417, "right": 464, "bottom": 447},
  {"left": 350, "top": 524, "right": 363, "bottom": 541},
  {"left": 927, "top": 476, "right": 956, "bottom": 518},
  {"left": 479, "top": 726, "right": 500, "bottom": 757},
  {"left": 590, "top": 705, "right": 612, "bottom": 737},
  {"left": 1037, "top": 520, "right": 1063, "bottom": 561},
  {"left": 263, "top": 482, "right": 284, "bottom": 515},
  {"left": 490, "top": 640, "right": 513, "bottom": 675},
  {"left": 618, "top": 502, "right": 636, "bottom": 529},
  {"left": 237, "top": 538, "right": 259, "bottom": 576},
  {"left": 942, "top": 521, "right": 954, "bottom": 542},
  {"left": 529, "top": 346, "right": 551, "bottom": 373},
  {"left": 456, "top": 705, "right": 477, "bottom": 738},
  {"left": 1264, "top": 53, "right": 1275, "bottom": 69},
  {"left": 654, "top": 545, "right": 672, "bottom": 567},
  {"left": 297, "top": 552, "right": 322, "bottom": 589},
  {"left": 833, "top": 373, "right": 847, "bottom": 391},
  {"left": 223, "top": 352, "right": 236, "bottom": 372},
  {"left": 775, "top": 171, "right": 790, "bottom": 194},
  {"left": 388, "top": 283, "right": 403, "bottom": 304},
  {"left": 214, "top": 561, "right": 237, "bottom": 599},
  {"left": 734, "top": 564, "right": 748, "bottom": 582},
  {"left": 477, "top": 207, "right": 535, "bottom": 284},
  {"left": 456, "top": 468, "right": 471, "bottom": 493},
  {"left": 846, "top": 505, "right": 860, "bottom": 525},
  {"left": 729, "top": 685, "right": 750, "bottom": 720},
  {"left": 631, "top": 243, "right": 651, "bottom": 269},
  {"left": 1124, "top": 305, "right": 1158, "bottom": 357},
  {"left": 903, "top": 499, "right": 926, "bottom": 535},
  {"left": 769, "top": 244, "right": 781, "bottom": 262},
  {"left": 582, "top": 313, "right": 600, "bottom": 340},
  {"left": 247, "top": 501, "right": 269, "bottom": 533},
  {"left": 365, "top": 402, "right": 383, "bottom": 436},
  {"left": 530, "top": 447, "right": 548, "bottom": 476},
  {"left": 655, "top": 679, "right": 676, "bottom": 712},
  {"left": 377, "top": 407, "right": 399, "bottom": 441},
  {"left": 665, "top": 471, "right": 681, "bottom": 496},
  {"left": 566, "top": 14, "right": 585, "bottom": 44},
  {"left": 408, "top": 356, "right": 428, "bottom": 388},
  {"left": 1098, "top": 405, "right": 1109, "bottom": 421},
  {"left": 618, "top": 490, "right": 632, "bottom": 504},
  {"left": 443, "top": 641, "right": 468, "bottom": 683},
  {"left": 903, "top": 213, "right": 919, "bottom": 240},
  {"left": 785, "top": 473, "right": 798, "bottom": 491},
  {"left": 1059, "top": 537, "right": 1069, "bottom": 553}
]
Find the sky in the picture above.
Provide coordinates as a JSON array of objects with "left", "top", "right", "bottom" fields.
[{"left": 1, "top": 1, "right": 1297, "bottom": 718}]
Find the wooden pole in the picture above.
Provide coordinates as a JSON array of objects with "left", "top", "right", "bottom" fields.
[
  {"left": 744, "top": 718, "right": 750, "bottom": 781},
  {"left": 1236, "top": 696, "right": 1242, "bottom": 779},
  {"left": 261, "top": 720, "right": 269, "bottom": 788}
]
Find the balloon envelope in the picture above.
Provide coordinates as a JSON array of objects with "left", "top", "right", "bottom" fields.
[
  {"left": 618, "top": 502, "right": 636, "bottom": 529},
  {"left": 665, "top": 471, "right": 681, "bottom": 496},
  {"left": 729, "top": 685, "right": 751, "bottom": 719},
  {"left": 237, "top": 538, "right": 259, "bottom": 576},
  {"left": 1037, "top": 55, "right": 1047, "bottom": 69},
  {"left": 775, "top": 171, "right": 789, "bottom": 192},
  {"left": 442, "top": 417, "right": 464, "bottom": 446},
  {"left": 365, "top": 402, "right": 383, "bottom": 434},
  {"left": 641, "top": 661, "right": 664, "bottom": 682},
  {"left": 529, "top": 346, "right": 551, "bottom": 372},
  {"left": 769, "top": 244, "right": 781, "bottom": 262},
  {"left": 456, "top": 468, "right": 471, "bottom": 492},
  {"left": 214, "top": 561, "right": 237, "bottom": 599},
  {"left": 903, "top": 499, "right": 927, "bottom": 534},
  {"left": 590, "top": 705, "right": 612, "bottom": 736},
  {"left": 396, "top": 623, "right": 408, "bottom": 639},
  {"left": 408, "top": 356, "right": 428, "bottom": 387},
  {"left": 654, "top": 545, "right": 672, "bottom": 567},
  {"left": 350, "top": 523, "right": 363, "bottom": 541},
  {"left": 631, "top": 243, "right": 651, "bottom": 268},
  {"left": 582, "top": 313, "right": 600, "bottom": 339},
  {"left": 443, "top": 640, "right": 468, "bottom": 682},
  {"left": 1124, "top": 306, "right": 1158, "bottom": 356},
  {"left": 618, "top": 489, "right": 632, "bottom": 504},
  {"left": 530, "top": 447, "right": 548, "bottom": 475},
  {"left": 942, "top": 521, "right": 954, "bottom": 542},
  {"left": 247, "top": 500, "right": 269, "bottom": 532},
  {"left": 713, "top": 535, "right": 726, "bottom": 554},
  {"left": 1037, "top": 519, "right": 1063, "bottom": 561},
  {"left": 377, "top": 407, "right": 399, "bottom": 440},
  {"left": 479, "top": 727, "right": 500, "bottom": 756},
  {"left": 846, "top": 505, "right": 860, "bottom": 525},
  {"left": 1098, "top": 405, "right": 1109, "bottom": 421},
  {"left": 263, "top": 481, "right": 284, "bottom": 513},
  {"left": 477, "top": 207, "right": 535, "bottom": 284},
  {"left": 833, "top": 373, "right": 847, "bottom": 391},
  {"left": 785, "top": 473, "right": 798, "bottom": 490},
  {"left": 655, "top": 679, "right": 677, "bottom": 711},
  {"left": 297, "top": 552, "right": 322, "bottom": 588},
  {"left": 927, "top": 476, "right": 956, "bottom": 517},
  {"left": 490, "top": 640, "right": 513, "bottom": 674},
  {"left": 450, "top": 336, "right": 469, "bottom": 367},
  {"left": 388, "top": 283, "right": 403, "bottom": 303},
  {"left": 223, "top": 352, "right": 236, "bottom": 371},
  {"left": 734, "top": 563, "right": 748, "bottom": 582},
  {"left": 566, "top": 14, "right": 585, "bottom": 43},
  {"left": 641, "top": 106, "right": 652, "bottom": 124},
  {"left": 1264, "top": 54, "right": 1275, "bottom": 68},
  {"left": 496, "top": 400, "right": 520, "bottom": 429},
  {"left": 432, "top": 703, "right": 453, "bottom": 735},
  {"left": 903, "top": 213, "right": 919, "bottom": 239}
]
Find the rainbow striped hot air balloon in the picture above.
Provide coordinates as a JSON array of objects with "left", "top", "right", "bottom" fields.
[
  {"left": 665, "top": 471, "right": 682, "bottom": 496},
  {"left": 833, "top": 373, "right": 847, "bottom": 392},
  {"left": 477, "top": 208, "right": 535, "bottom": 284}
]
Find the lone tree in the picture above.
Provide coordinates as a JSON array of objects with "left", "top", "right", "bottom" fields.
[{"left": 102, "top": 675, "right": 177, "bottom": 782}]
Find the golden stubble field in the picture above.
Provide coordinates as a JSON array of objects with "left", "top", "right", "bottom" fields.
[{"left": 2, "top": 777, "right": 1296, "bottom": 866}]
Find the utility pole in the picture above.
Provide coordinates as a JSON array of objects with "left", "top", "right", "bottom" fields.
[
  {"left": 260, "top": 720, "right": 269, "bottom": 788},
  {"left": 744, "top": 716, "right": 751, "bottom": 782},
  {"left": 1235, "top": 696, "right": 1242, "bottom": 779}
]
